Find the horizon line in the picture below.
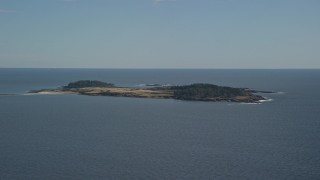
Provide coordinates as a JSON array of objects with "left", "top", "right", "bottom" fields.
[{"left": 0, "top": 67, "right": 320, "bottom": 70}]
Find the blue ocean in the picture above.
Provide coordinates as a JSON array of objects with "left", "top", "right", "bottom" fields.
[{"left": 0, "top": 69, "right": 319, "bottom": 179}]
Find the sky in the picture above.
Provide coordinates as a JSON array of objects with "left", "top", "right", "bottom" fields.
[{"left": 0, "top": 0, "right": 319, "bottom": 68}]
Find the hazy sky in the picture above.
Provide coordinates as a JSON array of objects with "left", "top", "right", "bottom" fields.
[{"left": 0, "top": 0, "right": 319, "bottom": 68}]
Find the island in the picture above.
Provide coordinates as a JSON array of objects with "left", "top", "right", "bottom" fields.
[{"left": 29, "top": 80, "right": 273, "bottom": 103}]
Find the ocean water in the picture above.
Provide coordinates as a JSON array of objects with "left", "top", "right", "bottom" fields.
[{"left": 0, "top": 69, "right": 319, "bottom": 180}]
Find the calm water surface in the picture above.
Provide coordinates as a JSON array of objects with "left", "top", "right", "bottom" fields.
[{"left": 0, "top": 69, "right": 319, "bottom": 179}]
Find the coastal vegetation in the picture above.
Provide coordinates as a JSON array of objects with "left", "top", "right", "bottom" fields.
[
  {"left": 63, "top": 80, "right": 114, "bottom": 89},
  {"left": 171, "top": 84, "right": 246, "bottom": 100},
  {"left": 31, "top": 80, "right": 267, "bottom": 103}
]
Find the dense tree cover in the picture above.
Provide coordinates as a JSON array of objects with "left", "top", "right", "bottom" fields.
[
  {"left": 64, "top": 80, "right": 114, "bottom": 89},
  {"left": 172, "top": 83, "right": 246, "bottom": 100}
]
